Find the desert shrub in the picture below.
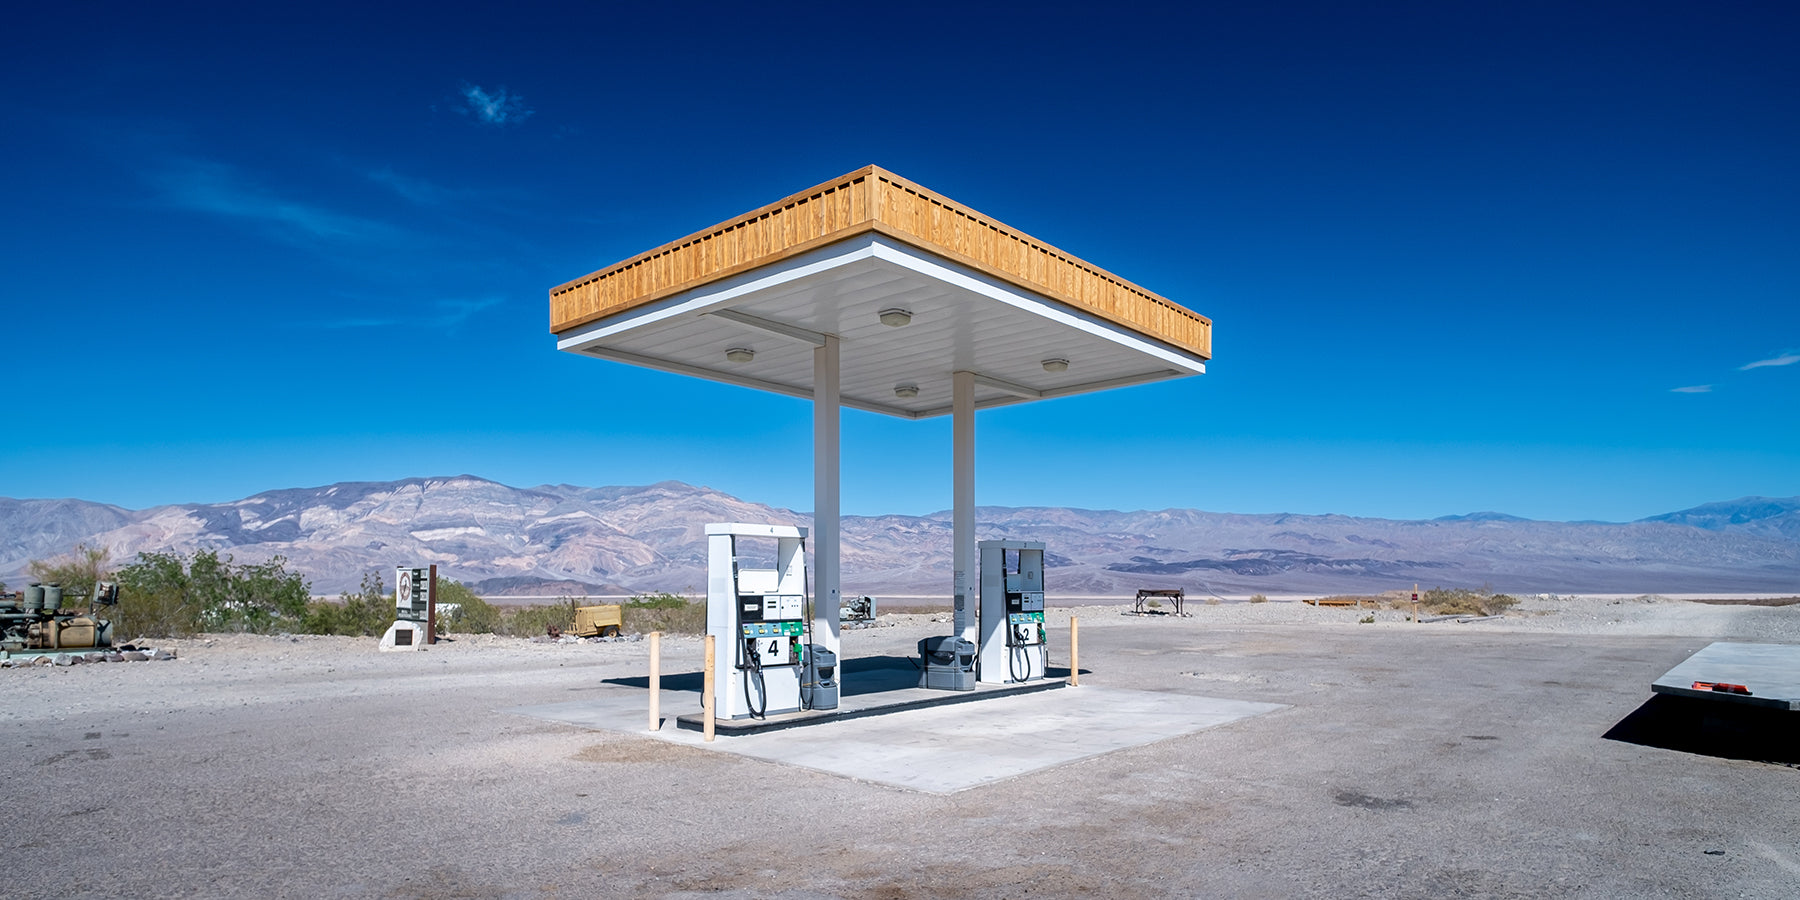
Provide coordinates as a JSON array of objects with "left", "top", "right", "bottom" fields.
[
  {"left": 625, "top": 591, "right": 688, "bottom": 609},
  {"left": 1249, "top": 594, "right": 1269, "bottom": 604},
  {"left": 501, "top": 598, "right": 578, "bottom": 637},
  {"left": 299, "top": 571, "right": 394, "bottom": 636},
  {"left": 116, "top": 549, "right": 309, "bottom": 636},
  {"left": 437, "top": 580, "right": 500, "bottom": 634},
  {"left": 299, "top": 600, "right": 344, "bottom": 635},
  {"left": 1420, "top": 587, "right": 1518, "bottom": 617},
  {"left": 338, "top": 571, "right": 398, "bottom": 636},
  {"left": 28, "top": 544, "right": 112, "bottom": 605},
  {"left": 112, "top": 551, "right": 203, "bottom": 636},
  {"left": 622, "top": 591, "right": 706, "bottom": 634}
]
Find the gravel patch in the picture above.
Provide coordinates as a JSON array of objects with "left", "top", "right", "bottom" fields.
[{"left": 4, "top": 598, "right": 1796, "bottom": 898}]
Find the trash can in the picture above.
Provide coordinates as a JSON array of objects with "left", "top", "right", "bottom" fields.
[
  {"left": 802, "top": 644, "right": 838, "bottom": 710},
  {"left": 918, "top": 636, "right": 976, "bottom": 691}
]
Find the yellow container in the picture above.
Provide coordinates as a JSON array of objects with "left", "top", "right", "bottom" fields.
[{"left": 572, "top": 605, "right": 623, "bottom": 637}]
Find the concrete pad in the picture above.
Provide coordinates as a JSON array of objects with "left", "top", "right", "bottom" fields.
[
  {"left": 673, "top": 678, "right": 1064, "bottom": 735},
  {"left": 593, "top": 655, "right": 1071, "bottom": 735},
  {"left": 1651, "top": 641, "right": 1800, "bottom": 710},
  {"left": 511, "top": 685, "right": 1285, "bottom": 793}
]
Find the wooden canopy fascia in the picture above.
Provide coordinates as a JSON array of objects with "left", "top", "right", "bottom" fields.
[{"left": 549, "top": 165, "right": 1211, "bottom": 361}]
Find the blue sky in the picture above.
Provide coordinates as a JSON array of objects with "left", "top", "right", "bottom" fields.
[{"left": 4, "top": 1, "right": 1796, "bottom": 523}]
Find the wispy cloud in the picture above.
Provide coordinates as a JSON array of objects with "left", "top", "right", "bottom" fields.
[
  {"left": 1739, "top": 351, "right": 1800, "bottom": 370},
  {"left": 1670, "top": 385, "right": 1713, "bottom": 393},
  {"left": 363, "top": 167, "right": 519, "bottom": 212},
  {"left": 366, "top": 167, "right": 457, "bottom": 206},
  {"left": 151, "top": 158, "right": 393, "bottom": 244},
  {"left": 459, "top": 83, "right": 533, "bottom": 126},
  {"left": 316, "top": 297, "right": 504, "bottom": 331},
  {"left": 435, "top": 297, "right": 504, "bottom": 326}
]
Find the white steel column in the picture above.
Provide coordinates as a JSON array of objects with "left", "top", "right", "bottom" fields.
[
  {"left": 813, "top": 335, "right": 841, "bottom": 659},
  {"left": 952, "top": 370, "right": 976, "bottom": 644}
]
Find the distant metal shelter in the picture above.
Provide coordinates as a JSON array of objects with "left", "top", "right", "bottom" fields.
[{"left": 549, "top": 165, "right": 1211, "bottom": 665}]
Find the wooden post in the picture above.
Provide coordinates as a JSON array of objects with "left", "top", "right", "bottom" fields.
[
  {"left": 1412, "top": 583, "right": 1421, "bottom": 623},
  {"left": 648, "top": 631, "right": 661, "bottom": 732},
  {"left": 702, "top": 634, "right": 716, "bottom": 742},
  {"left": 426, "top": 564, "right": 437, "bottom": 645},
  {"left": 1069, "top": 617, "right": 1080, "bottom": 687}
]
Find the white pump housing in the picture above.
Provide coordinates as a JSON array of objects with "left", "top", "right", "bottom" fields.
[
  {"left": 977, "top": 540, "right": 1047, "bottom": 684},
  {"left": 706, "top": 523, "right": 809, "bottom": 719}
]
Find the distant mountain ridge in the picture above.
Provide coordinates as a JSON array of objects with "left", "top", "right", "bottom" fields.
[
  {"left": 1, "top": 477, "right": 1796, "bottom": 596},
  {"left": 1638, "top": 496, "right": 1800, "bottom": 541}
]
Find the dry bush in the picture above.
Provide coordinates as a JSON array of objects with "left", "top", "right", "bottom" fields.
[
  {"left": 116, "top": 550, "right": 309, "bottom": 637},
  {"left": 436, "top": 580, "right": 501, "bottom": 634},
  {"left": 622, "top": 600, "right": 706, "bottom": 635},
  {"left": 501, "top": 600, "right": 578, "bottom": 637},
  {"left": 1420, "top": 587, "right": 1518, "bottom": 616},
  {"left": 301, "top": 571, "right": 393, "bottom": 636},
  {"left": 1249, "top": 594, "right": 1269, "bottom": 603},
  {"left": 27, "top": 544, "right": 111, "bottom": 607}
]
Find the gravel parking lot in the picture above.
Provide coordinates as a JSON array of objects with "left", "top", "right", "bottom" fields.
[{"left": 4, "top": 597, "right": 1796, "bottom": 898}]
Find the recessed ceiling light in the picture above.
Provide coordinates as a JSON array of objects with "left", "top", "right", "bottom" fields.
[
  {"left": 725, "top": 348, "right": 754, "bottom": 363},
  {"left": 894, "top": 383, "right": 919, "bottom": 399},
  {"left": 1041, "top": 358, "right": 1070, "bottom": 372},
  {"left": 879, "top": 308, "right": 912, "bottom": 327}
]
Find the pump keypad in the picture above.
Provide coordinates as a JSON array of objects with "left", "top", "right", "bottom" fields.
[{"left": 741, "top": 621, "right": 805, "bottom": 638}]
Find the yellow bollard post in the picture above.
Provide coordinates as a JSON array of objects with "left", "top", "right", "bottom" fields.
[
  {"left": 1069, "top": 617, "right": 1080, "bottom": 687},
  {"left": 702, "top": 634, "right": 716, "bottom": 742},
  {"left": 648, "top": 631, "right": 661, "bottom": 732}
]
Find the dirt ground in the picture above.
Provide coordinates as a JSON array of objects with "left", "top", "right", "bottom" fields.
[{"left": 4, "top": 598, "right": 1797, "bottom": 898}]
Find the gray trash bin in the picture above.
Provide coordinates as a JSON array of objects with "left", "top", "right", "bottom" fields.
[
  {"left": 802, "top": 644, "right": 838, "bottom": 710},
  {"left": 918, "top": 636, "right": 976, "bottom": 691}
]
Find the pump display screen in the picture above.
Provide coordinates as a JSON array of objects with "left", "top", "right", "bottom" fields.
[
  {"left": 739, "top": 594, "right": 803, "bottom": 622},
  {"left": 1006, "top": 591, "right": 1045, "bottom": 613}
]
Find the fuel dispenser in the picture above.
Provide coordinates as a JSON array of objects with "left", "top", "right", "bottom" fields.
[
  {"left": 977, "top": 540, "right": 1047, "bottom": 684},
  {"left": 706, "top": 523, "right": 811, "bottom": 719}
]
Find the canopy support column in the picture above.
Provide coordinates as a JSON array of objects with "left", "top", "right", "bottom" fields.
[
  {"left": 952, "top": 369, "right": 976, "bottom": 645},
  {"left": 813, "top": 334, "right": 841, "bottom": 659}
]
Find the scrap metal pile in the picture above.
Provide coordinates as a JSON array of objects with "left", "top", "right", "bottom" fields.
[{"left": 1, "top": 581, "right": 120, "bottom": 659}]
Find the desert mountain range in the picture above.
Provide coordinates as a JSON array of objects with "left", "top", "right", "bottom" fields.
[{"left": 2, "top": 476, "right": 1797, "bottom": 597}]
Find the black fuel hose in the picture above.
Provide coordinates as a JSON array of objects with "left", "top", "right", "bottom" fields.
[{"left": 743, "top": 638, "right": 767, "bottom": 719}]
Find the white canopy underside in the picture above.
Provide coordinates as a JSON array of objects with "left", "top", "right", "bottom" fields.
[{"left": 555, "top": 235, "right": 1206, "bottom": 418}]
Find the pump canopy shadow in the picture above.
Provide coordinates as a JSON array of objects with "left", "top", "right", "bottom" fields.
[
  {"left": 604, "top": 655, "right": 1084, "bottom": 697},
  {"left": 550, "top": 166, "right": 1211, "bottom": 713}
]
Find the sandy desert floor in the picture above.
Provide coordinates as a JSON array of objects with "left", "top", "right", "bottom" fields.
[{"left": 3, "top": 596, "right": 1797, "bottom": 898}]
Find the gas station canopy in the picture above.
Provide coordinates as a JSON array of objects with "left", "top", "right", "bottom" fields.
[
  {"left": 550, "top": 166, "right": 1210, "bottom": 416},
  {"left": 549, "top": 165, "right": 1213, "bottom": 679}
]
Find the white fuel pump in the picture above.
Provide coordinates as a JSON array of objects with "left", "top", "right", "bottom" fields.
[
  {"left": 706, "top": 523, "right": 810, "bottom": 719},
  {"left": 977, "top": 540, "right": 1047, "bottom": 684}
]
